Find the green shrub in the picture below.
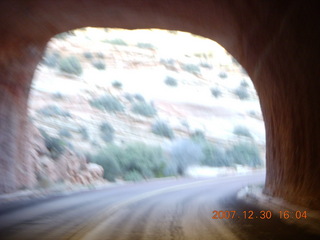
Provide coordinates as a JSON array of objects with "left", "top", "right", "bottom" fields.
[
  {"left": 43, "top": 135, "right": 66, "bottom": 160},
  {"left": 226, "top": 142, "right": 262, "bottom": 167},
  {"left": 92, "top": 142, "right": 166, "bottom": 181},
  {"left": 59, "top": 128, "right": 72, "bottom": 138},
  {"left": 58, "top": 56, "right": 83, "bottom": 76},
  {"left": 112, "top": 80, "right": 122, "bottom": 89},
  {"left": 169, "top": 139, "right": 203, "bottom": 175},
  {"left": 106, "top": 38, "right": 128, "bottom": 46},
  {"left": 134, "top": 94, "right": 145, "bottom": 102},
  {"left": 219, "top": 72, "right": 228, "bottom": 79},
  {"left": 160, "top": 58, "right": 175, "bottom": 66},
  {"left": 131, "top": 102, "right": 157, "bottom": 117},
  {"left": 181, "top": 63, "right": 201, "bottom": 75},
  {"left": 91, "top": 145, "right": 123, "bottom": 181},
  {"left": 136, "top": 42, "right": 154, "bottom": 49},
  {"left": 42, "top": 51, "right": 60, "bottom": 68},
  {"left": 234, "top": 86, "right": 250, "bottom": 100},
  {"left": 201, "top": 143, "right": 230, "bottom": 167},
  {"left": 78, "top": 126, "right": 89, "bottom": 140},
  {"left": 240, "top": 80, "right": 249, "bottom": 88},
  {"left": 190, "top": 129, "right": 206, "bottom": 142},
  {"left": 124, "top": 93, "right": 133, "bottom": 101},
  {"left": 96, "top": 52, "right": 105, "bottom": 58},
  {"left": 151, "top": 120, "right": 174, "bottom": 139},
  {"left": 164, "top": 76, "right": 178, "bottom": 87},
  {"left": 92, "top": 61, "right": 106, "bottom": 70},
  {"left": 52, "top": 92, "right": 64, "bottom": 100},
  {"left": 233, "top": 125, "right": 252, "bottom": 138},
  {"left": 83, "top": 52, "right": 93, "bottom": 59},
  {"left": 99, "top": 122, "right": 115, "bottom": 142},
  {"left": 210, "top": 87, "right": 222, "bottom": 98},
  {"left": 200, "top": 62, "right": 212, "bottom": 69},
  {"left": 90, "top": 95, "right": 124, "bottom": 113},
  {"left": 37, "top": 105, "right": 72, "bottom": 118}
]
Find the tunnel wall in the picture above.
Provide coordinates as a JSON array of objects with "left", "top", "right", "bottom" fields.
[{"left": 0, "top": 0, "right": 319, "bottom": 209}]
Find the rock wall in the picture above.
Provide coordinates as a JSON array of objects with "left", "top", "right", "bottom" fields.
[{"left": 0, "top": 0, "right": 319, "bottom": 209}]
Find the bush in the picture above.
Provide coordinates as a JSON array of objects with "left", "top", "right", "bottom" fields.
[
  {"left": 58, "top": 56, "right": 82, "bottom": 76},
  {"left": 131, "top": 102, "right": 157, "bottom": 117},
  {"left": 43, "top": 135, "right": 66, "bottom": 160},
  {"left": 134, "top": 94, "right": 145, "bottom": 102},
  {"left": 190, "top": 129, "right": 206, "bottom": 143},
  {"left": 234, "top": 86, "right": 250, "bottom": 100},
  {"left": 92, "top": 61, "right": 106, "bottom": 70},
  {"left": 90, "top": 95, "right": 124, "bottom": 113},
  {"left": 151, "top": 120, "right": 174, "bottom": 139},
  {"left": 83, "top": 52, "right": 93, "bottom": 59},
  {"left": 169, "top": 139, "right": 203, "bottom": 175},
  {"left": 96, "top": 52, "right": 105, "bottom": 58},
  {"left": 240, "top": 80, "right": 249, "bottom": 88},
  {"left": 99, "top": 122, "right": 115, "bottom": 142},
  {"left": 112, "top": 81, "right": 122, "bottom": 89},
  {"left": 59, "top": 128, "right": 72, "bottom": 138},
  {"left": 42, "top": 51, "right": 60, "bottom": 68},
  {"left": 233, "top": 125, "right": 252, "bottom": 138},
  {"left": 37, "top": 105, "right": 72, "bottom": 118},
  {"left": 91, "top": 145, "right": 123, "bottom": 181},
  {"left": 210, "top": 87, "right": 222, "bottom": 98},
  {"left": 107, "top": 38, "right": 128, "bottom": 46},
  {"left": 92, "top": 142, "right": 166, "bottom": 181},
  {"left": 201, "top": 143, "right": 231, "bottom": 167},
  {"left": 181, "top": 63, "right": 201, "bottom": 75},
  {"left": 78, "top": 126, "right": 89, "bottom": 140},
  {"left": 136, "top": 42, "right": 154, "bottom": 49},
  {"left": 200, "top": 62, "right": 212, "bottom": 69},
  {"left": 52, "top": 92, "right": 64, "bottom": 100},
  {"left": 123, "top": 171, "right": 144, "bottom": 181},
  {"left": 219, "top": 72, "right": 228, "bottom": 79},
  {"left": 164, "top": 76, "right": 178, "bottom": 87},
  {"left": 226, "top": 142, "right": 262, "bottom": 167}
]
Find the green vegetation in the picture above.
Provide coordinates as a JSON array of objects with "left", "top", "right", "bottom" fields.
[
  {"left": 42, "top": 51, "right": 61, "bottom": 68},
  {"left": 89, "top": 94, "right": 124, "bottom": 113},
  {"left": 190, "top": 129, "right": 206, "bottom": 143},
  {"left": 151, "top": 120, "right": 174, "bottom": 139},
  {"left": 96, "top": 52, "right": 105, "bottom": 58},
  {"left": 169, "top": 139, "right": 203, "bottom": 175},
  {"left": 40, "top": 130, "right": 66, "bottom": 160},
  {"left": 136, "top": 42, "right": 155, "bottom": 49},
  {"left": 234, "top": 86, "right": 250, "bottom": 100},
  {"left": 92, "top": 60, "right": 106, "bottom": 70},
  {"left": 134, "top": 94, "right": 145, "bottom": 102},
  {"left": 201, "top": 143, "right": 230, "bottom": 167},
  {"left": 164, "top": 76, "right": 178, "bottom": 87},
  {"left": 233, "top": 125, "right": 252, "bottom": 138},
  {"left": 240, "top": 80, "right": 249, "bottom": 88},
  {"left": 37, "top": 105, "right": 72, "bottom": 118},
  {"left": 59, "top": 128, "right": 72, "bottom": 138},
  {"left": 99, "top": 122, "right": 115, "bottom": 143},
  {"left": 78, "top": 126, "right": 89, "bottom": 140},
  {"left": 83, "top": 51, "right": 93, "bottom": 59},
  {"left": 106, "top": 38, "right": 128, "bottom": 46},
  {"left": 91, "top": 142, "right": 165, "bottom": 181},
  {"left": 219, "top": 72, "right": 228, "bottom": 79},
  {"left": 131, "top": 102, "right": 157, "bottom": 117},
  {"left": 181, "top": 63, "right": 201, "bottom": 75},
  {"left": 210, "top": 87, "right": 222, "bottom": 98},
  {"left": 112, "top": 80, "right": 123, "bottom": 89},
  {"left": 58, "top": 56, "right": 83, "bottom": 76},
  {"left": 226, "top": 142, "right": 262, "bottom": 167}
]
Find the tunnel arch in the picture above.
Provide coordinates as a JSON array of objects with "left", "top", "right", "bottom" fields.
[{"left": 0, "top": 0, "right": 319, "bottom": 209}]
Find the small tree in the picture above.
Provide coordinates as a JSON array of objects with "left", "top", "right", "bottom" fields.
[
  {"left": 201, "top": 143, "right": 230, "bottom": 167},
  {"left": 234, "top": 86, "right": 250, "bottom": 100},
  {"left": 164, "top": 76, "right": 178, "bottom": 87},
  {"left": 210, "top": 87, "right": 222, "bottom": 98},
  {"left": 92, "top": 60, "right": 106, "bottom": 70}
]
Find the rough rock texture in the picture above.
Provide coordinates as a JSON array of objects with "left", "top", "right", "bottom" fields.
[{"left": 0, "top": 0, "right": 319, "bottom": 209}]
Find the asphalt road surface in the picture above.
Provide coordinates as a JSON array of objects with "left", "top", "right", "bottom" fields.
[{"left": 0, "top": 172, "right": 319, "bottom": 240}]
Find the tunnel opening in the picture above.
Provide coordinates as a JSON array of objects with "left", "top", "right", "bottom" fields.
[{"left": 27, "top": 27, "right": 266, "bottom": 189}]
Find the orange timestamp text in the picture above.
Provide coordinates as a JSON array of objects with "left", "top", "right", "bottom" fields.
[{"left": 212, "top": 210, "right": 307, "bottom": 220}]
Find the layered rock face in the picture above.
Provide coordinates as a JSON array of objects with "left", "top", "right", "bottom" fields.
[{"left": 0, "top": 0, "right": 319, "bottom": 209}]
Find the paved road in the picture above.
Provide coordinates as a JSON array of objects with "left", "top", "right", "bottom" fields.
[{"left": 0, "top": 172, "right": 319, "bottom": 240}]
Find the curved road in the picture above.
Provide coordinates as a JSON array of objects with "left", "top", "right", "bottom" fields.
[{"left": 0, "top": 172, "right": 319, "bottom": 240}]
